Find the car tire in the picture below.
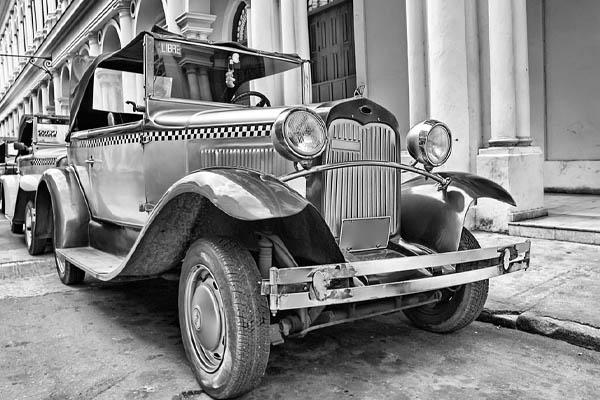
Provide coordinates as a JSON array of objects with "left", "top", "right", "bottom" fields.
[
  {"left": 24, "top": 200, "right": 47, "bottom": 255},
  {"left": 403, "top": 228, "right": 489, "bottom": 333},
  {"left": 179, "top": 237, "right": 270, "bottom": 399}
]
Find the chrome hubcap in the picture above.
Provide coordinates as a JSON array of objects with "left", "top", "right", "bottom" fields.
[
  {"left": 24, "top": 206, "right": 33, "bottom": 247},
  {"left": 185, "top": 265, "right": 226, "bottom": 372},
  {"left": 56, "top": 255, "right": 66, "bottom": 275}
]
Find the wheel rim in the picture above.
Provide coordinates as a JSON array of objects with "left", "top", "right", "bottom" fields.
[
  {"left": 24, "top": 206, "right": 33, "bottom": 248},
  {"left": 56, "top": 254, "right": 66, "bottom": 275},
  {"left": 185, "top": 264, "right": 226, "bottom": 373}
]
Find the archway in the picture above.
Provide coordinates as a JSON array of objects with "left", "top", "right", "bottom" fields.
[
  {"left": 47, "top": 79, "right": 56, "bottom": 115},
  {"left": 36, "top": 87, "right": 43, "bottom": 114},
  {"left": 134, "top": 0, "right": 166, "bottom": 34},
  {"left": 101, "top": 22, "right": 121, "bottom": 53}
]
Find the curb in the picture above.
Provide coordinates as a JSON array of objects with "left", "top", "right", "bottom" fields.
[
  {"left": 479, "top": 309, "right": 600, "bottom": 352},
  {"left": 0, "top": 258, "right": 56, "bottom": 280}
]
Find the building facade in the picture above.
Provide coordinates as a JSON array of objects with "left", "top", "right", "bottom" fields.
[{"left": 0, "top": 0, "right": 598, "bottom": 231}]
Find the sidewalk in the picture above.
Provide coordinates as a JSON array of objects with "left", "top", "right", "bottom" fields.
[
  {"left": 475, "top": 230, "right": 600, "bottom": 351},
  {"left": 1, "top": 219, "right": 598, "bottom": 350},
  {"left": 0, "top": 219, "right": 55, "bottom": 279}
]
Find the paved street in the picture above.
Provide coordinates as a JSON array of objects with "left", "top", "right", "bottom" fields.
[
  {"left": 1, "top": 276, "right": 599, "bottom": 400},
  {"left": 1, "top": 220, "right": 600, "bottom": 399}
]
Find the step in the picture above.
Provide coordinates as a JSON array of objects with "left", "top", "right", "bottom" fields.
[
  {"left": 509, "top": 214, "right": 600, "bottom": 246},
  {"left": 57, "top": 247, "right": 125, "bottom": 279}
]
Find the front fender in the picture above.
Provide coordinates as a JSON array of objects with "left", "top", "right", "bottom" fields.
[
  {"left": 400, "top": 171, "right": 515, "bottom": 253},
  {"left": 40, "top": 167, "right": 90, "bottom": 248},
  {"left": 159, "top": 167, "right": 311, "bottom": 220},
  {"left": 108, "top": 168, "right": 331, "bottom": 279}
]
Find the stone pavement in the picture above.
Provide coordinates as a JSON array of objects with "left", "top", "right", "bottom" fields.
[
  {"left": 475, "top": 230, "right": 600, "bottom": 351},
  {"left": 0, "top": 218, "right": 598, "bottom": 351},
  {"left": 0, "top": 219, "right": 54, "bottom": 279}
]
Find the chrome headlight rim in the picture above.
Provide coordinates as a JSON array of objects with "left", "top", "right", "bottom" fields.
[
  {"left": 406, "top": 120, "right": 452, "bottom": 168},
  {"left": 272, "top": 108, "right": 328, "bottom": 162}
]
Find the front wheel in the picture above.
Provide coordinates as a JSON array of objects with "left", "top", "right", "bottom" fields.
[
  {"left": 403, "top": 228, "right": 489, "bottom": 333},
  {"left": 179, "top": 238, "right": 270, "bottom": 399},
  {"left": 24, "top": 200, "right": 47, "bottom": 255}
]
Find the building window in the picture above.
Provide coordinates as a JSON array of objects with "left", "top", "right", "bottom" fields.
[
  {"left": 308, "top": 0, "right": 336, "bottom": 12},
  {"left": 232, "top": 2, "right": 248, "bottom": 46}
]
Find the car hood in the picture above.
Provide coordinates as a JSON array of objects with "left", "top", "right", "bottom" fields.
[{"left": 148, "top": 104, "right": 294, "bottom": 129}]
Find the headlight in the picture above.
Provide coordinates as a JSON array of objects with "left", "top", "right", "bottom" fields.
[
  {"left": 272, "top": 108, "right": 327, "bottom": 161},
  {"left": 406, "top": 120, "right": 452, "bottom": 168}
]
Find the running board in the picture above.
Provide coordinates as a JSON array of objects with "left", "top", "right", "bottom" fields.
[{"left": 56, "top": 247, "right": 124, "bottom": 280}]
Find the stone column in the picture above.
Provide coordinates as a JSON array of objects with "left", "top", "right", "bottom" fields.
[
  {"left": 52, "top": 69, "right": 62, "bottom": 114},
  {"left": 24, "top": 96, "right": 31, "bottom": 114},
  {"left": 31, "top": 90, "right": 39, "bottom": 114},
  {"left": 425, "top": 0, "right": 471, "bottom": 173},
  {"left": 280, "top": 0, "right": 302, "bottom": 104},
  {"left": 118, "top": 4, "right": 137, "bottom": 107},
  {"left": 475, "top": 0, "right": 546, "bottom": 232},
  {"left": 184, "top": 66, "right": 201, "bottom": 100},
  {"left": 198, "top": 67, "right": 212, "bottom": 101},
  {"left": 117, "top": 3, "right": 134, "bottom": 45},
  {"left": 88, "top": 32, "right": 100, "bottom": 56},
  {"left": 488, "top": 1, "right": 518, "bottom": 146},
  {"left": 406, "top": 0, "right": 427, "bottom": 127},
  {"left": 57, "top": 97, "right": 69, "bottom": 115},
  {"left": 248, "top": 0, "right": 282, "bottom": 105},
  {"left": 40, "top": 81, "right": 49, "bottom": 113}
]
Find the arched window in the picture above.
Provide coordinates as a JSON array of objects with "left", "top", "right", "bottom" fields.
[{"left": 232, "top": 2, "right": 248, "bottom": 46}]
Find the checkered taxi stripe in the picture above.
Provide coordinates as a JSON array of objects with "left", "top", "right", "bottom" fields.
[
  {"left": 29, "top": 158, "right": 57, "bottom": 166},
  {"left": 70, "top": 124, "right": 272, "bottom": 148}
]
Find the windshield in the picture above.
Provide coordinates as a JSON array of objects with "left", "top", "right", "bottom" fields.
[{"left": 151, "top": 40, "right": 302, "bottom": 106}]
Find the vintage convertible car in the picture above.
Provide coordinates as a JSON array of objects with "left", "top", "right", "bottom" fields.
[
  {"left": 34, "top": 30, "right": 530, "bottom": 398},
  {"left": 0, "top": 114, "right": 68, "bottom": 253}
]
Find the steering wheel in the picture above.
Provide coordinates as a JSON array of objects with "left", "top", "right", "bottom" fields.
[{"left": 231, "top": 91, "right": 271, "bottom": 107}]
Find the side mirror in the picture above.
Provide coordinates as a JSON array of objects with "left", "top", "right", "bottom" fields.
[{"left": 13, "top": 142, "right": 26, "bottom": 151}]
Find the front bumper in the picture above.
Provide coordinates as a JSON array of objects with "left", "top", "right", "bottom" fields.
[{"left": 262, "top": 241, "right": 530, "bottom": 311}]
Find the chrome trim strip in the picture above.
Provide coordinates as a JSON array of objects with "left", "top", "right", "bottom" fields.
[{"left": 280, "top": 160, "right": 449, "bottom": 186}]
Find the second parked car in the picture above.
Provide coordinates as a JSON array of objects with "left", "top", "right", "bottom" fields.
[{"left": 0, "top": 114, "right": 69, "bottom": 254}]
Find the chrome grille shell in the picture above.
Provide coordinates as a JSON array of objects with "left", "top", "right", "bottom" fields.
[{"left": 322, "top": 119, "right": 399, "bottom": 237}]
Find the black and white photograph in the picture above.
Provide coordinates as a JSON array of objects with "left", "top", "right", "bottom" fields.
[{"left": 0, "top": 0, "right": 598, "bottom": 399}]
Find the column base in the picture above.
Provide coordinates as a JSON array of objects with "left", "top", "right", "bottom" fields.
[{"left": 474, "top": 146, "right": 546, "bottom": 232}]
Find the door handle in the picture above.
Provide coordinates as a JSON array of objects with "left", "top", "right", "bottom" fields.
[{"left": 85, "top": 157, "right": 102, "bottom": 165}]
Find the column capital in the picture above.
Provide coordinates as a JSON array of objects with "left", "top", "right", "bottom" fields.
[{"left": 175, "top": 11, "right": 217, "bottom": 41}]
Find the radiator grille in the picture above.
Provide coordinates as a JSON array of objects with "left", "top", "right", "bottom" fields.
[{"left": 323, "top": 119, "right": 399, "bottom": 236}]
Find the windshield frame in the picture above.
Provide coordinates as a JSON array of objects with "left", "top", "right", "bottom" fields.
[{"left": 143, "top": 34, "right": 310, "bottom": 109}]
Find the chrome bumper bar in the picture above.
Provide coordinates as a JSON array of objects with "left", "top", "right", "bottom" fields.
[{"left": 262, "top": 241, "right": 530, "bottom": 311}]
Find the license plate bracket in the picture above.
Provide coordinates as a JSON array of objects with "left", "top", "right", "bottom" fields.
[{"left": 339, "top": 216, "right": 391, "bottom": 252}]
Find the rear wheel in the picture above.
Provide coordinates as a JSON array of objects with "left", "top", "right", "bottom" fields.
[
  {"left": 403, "top": 228, "right": 489, "bottom": 333},
  {"left": 179, "top": 237, "right": 270, "bottom": 399},
  {"left": 24, "top": 200, "right": 47, "bottom": 255}
]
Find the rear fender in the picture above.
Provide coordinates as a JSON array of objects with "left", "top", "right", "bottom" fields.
[
  {"left": 40, "top": 167, "right": 90, "bottom": 248},
  {"left": 400, "top": 171, "right": 515, "bottom": 253}
]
